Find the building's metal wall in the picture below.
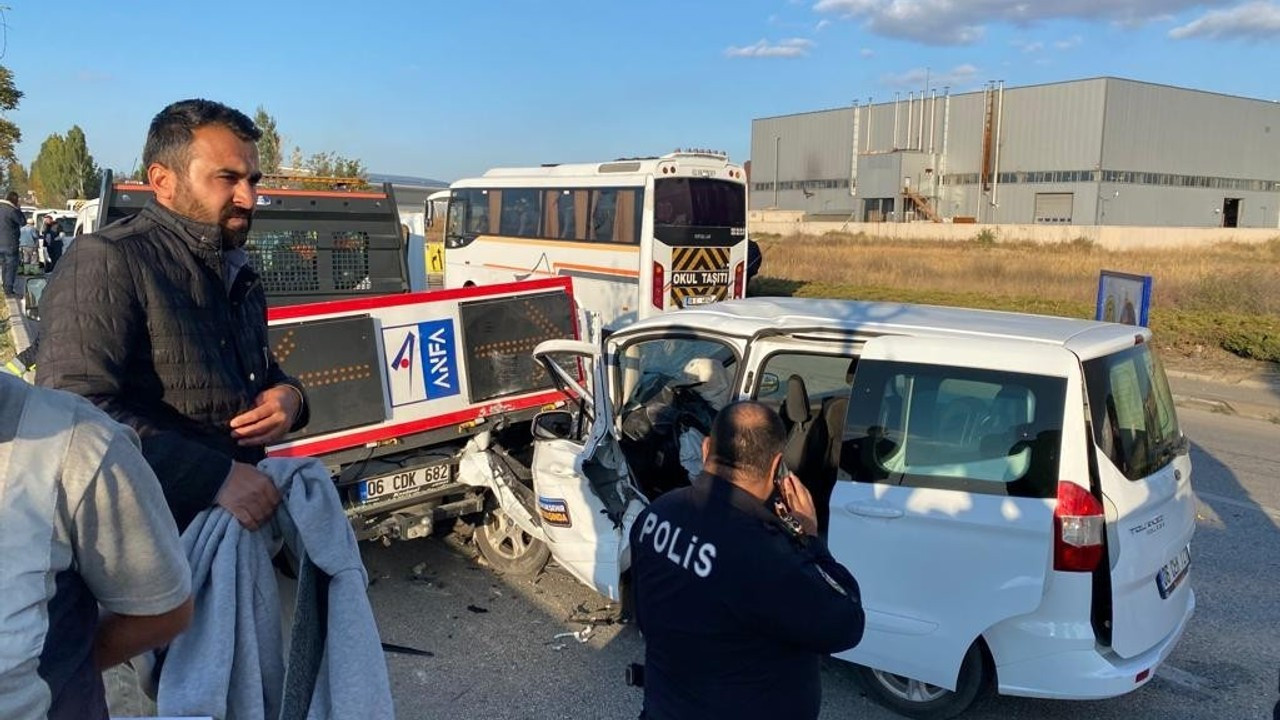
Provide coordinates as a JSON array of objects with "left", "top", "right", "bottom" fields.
[
  {"left": 750, "top": 109, "right": 854, "bottom": 214},
  {"left": 752, "top": 77, "right": 1280, "bottom": 228},
  {"left": 1103, "top": 79, "right": 1279, "bottom": 177},
  {"left": 1099, "top": 79, "right": 1280, "bottom": 226}
]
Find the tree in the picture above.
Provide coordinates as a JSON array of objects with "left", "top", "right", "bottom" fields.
[
  {"left": 0, "top": 65, "right": 23, "bottom": 168},
  {"left": 4, "top": 160, "right": 28, "bottom": 198},
  {"left": 303, "top": 151, "right": 367, "bottom": 180},
  {"left": 30, "top": 126, "right": 102, "bottom": 206},
  {"left": 254, "top": 106, "right": 282, "bottom": 174}
]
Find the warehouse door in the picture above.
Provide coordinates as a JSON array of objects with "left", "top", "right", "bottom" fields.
[
  {"left": 1222, "top": 198, "right": 1240, "bottom": 228},
  {"left": 1033, "top": 193, "right": 1073, "bottom": 224}
]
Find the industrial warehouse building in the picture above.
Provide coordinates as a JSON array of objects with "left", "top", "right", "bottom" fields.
[{"left": 749, "top": 77, "right": 1280, "bottom": 228}]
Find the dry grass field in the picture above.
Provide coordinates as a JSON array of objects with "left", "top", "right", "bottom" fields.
[{"left": 751, "top": 232, "right": 1280, "bottom": 369}]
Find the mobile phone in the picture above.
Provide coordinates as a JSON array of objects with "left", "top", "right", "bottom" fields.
[{"left": 774, "top": 459, "right": 791, "bottom": 488}]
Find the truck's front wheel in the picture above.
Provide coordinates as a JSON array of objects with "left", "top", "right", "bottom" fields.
[{"left": 474, "top": 507, "right": 551, "bottom": 575}]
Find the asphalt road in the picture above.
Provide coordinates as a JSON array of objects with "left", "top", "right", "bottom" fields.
[{"left": 363, "top": 406, "right": 1279, "bottom": 720}]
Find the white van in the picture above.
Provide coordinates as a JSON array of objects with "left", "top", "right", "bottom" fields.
[
  {"left": 73, "top": 198, "right": 101, "bottom": 237},
  {"left": 526, "top": 297, "right": 1196, "bottom": 718}
]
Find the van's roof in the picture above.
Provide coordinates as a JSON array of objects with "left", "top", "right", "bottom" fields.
[{"left": 625, "top": 297, "right": 1148, "bottom": 359}]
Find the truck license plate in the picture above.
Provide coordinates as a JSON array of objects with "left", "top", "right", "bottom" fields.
[
  {"left": 359, "top": 463, "right": 452, "bottom": 504},
  {"left": 1156, "top": 544, "right": 1191, "bottom": 599}
]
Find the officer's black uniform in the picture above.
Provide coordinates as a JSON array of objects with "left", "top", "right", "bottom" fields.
[{"left": 629, "top": 472, "right": 864, "bottom": 720}]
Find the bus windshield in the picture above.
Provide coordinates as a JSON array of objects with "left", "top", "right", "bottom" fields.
[
  {"left": 445, "top": 188, "right": 487, "bottom": 244},
  {"left": 654, "top": 178, "right": 745, "bottom": 228}
]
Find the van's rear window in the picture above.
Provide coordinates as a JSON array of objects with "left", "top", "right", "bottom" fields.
[
  {"left": 839, "top": 361, "right": 1066, "bottom": 499},
  {"left": 1083, "top": 344, "right": 1181, "bottom": 481}
]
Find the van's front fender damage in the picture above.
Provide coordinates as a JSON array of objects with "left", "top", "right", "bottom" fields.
[{"left": 458, "top": 433, "right": 547, "bottom": 543}]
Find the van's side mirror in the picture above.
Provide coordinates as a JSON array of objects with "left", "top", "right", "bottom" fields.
[
  {"left": 758, "top": 372, "right": 780, "bottom": 397},
  {"left": 533, "top": 410, "right": 575, "bottom": 440}
]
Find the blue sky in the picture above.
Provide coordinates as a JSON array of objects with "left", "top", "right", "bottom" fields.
[{"left": 4, "top": 0, "right": 1279, "bottom": 183}]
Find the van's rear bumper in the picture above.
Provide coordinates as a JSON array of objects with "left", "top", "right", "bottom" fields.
[{"left": 995, "top": 586, "right": 1195, "bottom": 700}]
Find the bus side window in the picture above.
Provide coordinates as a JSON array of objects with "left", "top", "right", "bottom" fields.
[
  {"left": 543, "top": 190, "right": 565, "bottom": 239},
  {"left": 614, "top": 189, "right": 637, "bottom": 244},
  {"left": 486, "top": 190, "right": 502, "bottom": 235},
  {"left": 589, "top": 189, "right": 616, "bottom": 242},
  {"left": 500, "top": 189, "right": 540, "bottom": 238},
  {"left": 572, "top": 190, "right": 589, "bottom": 240}
]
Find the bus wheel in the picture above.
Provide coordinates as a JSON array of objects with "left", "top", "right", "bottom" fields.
[{"left": 474, "top": 507, "right": 550, "bottom": 575}]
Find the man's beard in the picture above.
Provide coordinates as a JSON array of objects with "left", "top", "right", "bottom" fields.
[
  {"left": 219, "top": 205, "right": 253, "bottom": 250},
  {"left": 171, "top": 183, "right": 253, "bottom": 249}
]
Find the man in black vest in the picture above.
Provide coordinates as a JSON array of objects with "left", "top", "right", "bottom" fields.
[
  {"left": 629, "top": 401, "right": 864, "bottom": 720},
  {"left": 38, "top": 99, "right": 307, "bottom": 532}
]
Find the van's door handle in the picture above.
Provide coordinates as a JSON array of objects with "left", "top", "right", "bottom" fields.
[{"left": 844, "top": 502, "right": 904, "bottom": 519}]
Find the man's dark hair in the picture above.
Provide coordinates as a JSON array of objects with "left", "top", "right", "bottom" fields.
[
  {"left": 142, "top": 99, "right": 261, "bottom": 173},
  {"left": 708, "top": 401, "right": 786, "bottom": 478},
  {"left": 5, "top": 191, "right": 18, "bottom": 204}
]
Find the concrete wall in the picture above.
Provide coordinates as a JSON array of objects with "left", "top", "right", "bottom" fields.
[{"left": 749, "top": 210, "right": 1280, "bottom": 250}]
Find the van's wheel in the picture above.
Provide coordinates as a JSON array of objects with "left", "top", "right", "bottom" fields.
[
  {"left": 854, "top": 642, "right": 991, "bottom": 720},
  {"left": 473, "top": 507, "right": 551, "bottom": 575}
]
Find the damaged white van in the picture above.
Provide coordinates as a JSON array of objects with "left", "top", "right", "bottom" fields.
[{"left": 518, "top": 297, "right": 1195, "bottom": 718}]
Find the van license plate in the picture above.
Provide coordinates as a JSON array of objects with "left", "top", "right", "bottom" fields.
[
  {"left": 359, "top": 463, "right": 452, "bottom": 504},
  {"left": 682, "top": 296, "right": 715, "bottom": 306},
  {"left": 1156, "top": 545, "right": 1191, "bottom": 599}
]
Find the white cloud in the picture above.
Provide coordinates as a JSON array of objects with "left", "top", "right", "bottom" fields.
[
  {"left": 813, "top": 0, "right": 1234, "bottom": 45},
  {"left": 860, "top": 47, "right": 876, "bottom": 57},
  {"left": 725, "top": 38, "right": 815, "bottom": 58},
  {"left": 1170, "top": 1, "right": 1280, "bottom": 39},
  {"left": 880, "top": 64, "right": 980, "bottom": 89},
  {"left": 1054, "top": 34, "right": 1084, "bottom": 49},
  {"left": 1012, "top": 39, "right": 1044, "bottom": 52},
  {"left": 816, "top": 18, "right": 832, "bottom": 31}
]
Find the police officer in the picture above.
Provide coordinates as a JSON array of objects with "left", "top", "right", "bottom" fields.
[{"left": 629, "top": 401, "right": 864, "bottom": 720}]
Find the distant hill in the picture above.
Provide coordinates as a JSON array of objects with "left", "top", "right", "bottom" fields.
[{"left": 368, "top": 172, "right": 450, "bottom": 188}]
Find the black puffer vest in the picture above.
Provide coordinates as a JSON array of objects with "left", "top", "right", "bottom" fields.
[{"left": 37, "top": 200, "right": 302, "bottom": 528}]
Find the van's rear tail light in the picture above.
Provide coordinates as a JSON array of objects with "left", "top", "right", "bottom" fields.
[
  {"left": 733, "top": 261, "right": 745, "bottom": 298},
  {"left": 652, "top": 262, "right": 665, "bottom": 310},
  {"left": 1054, "top": 481, "right": 1105, "bottom": 572}
]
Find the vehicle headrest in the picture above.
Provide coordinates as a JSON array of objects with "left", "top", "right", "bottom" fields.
[
  {"left": 783, "top": 374, "right": 810, "bottom": 423},
  {"left": 993, "top": 386, "right": 1033, "bottom": 424}
]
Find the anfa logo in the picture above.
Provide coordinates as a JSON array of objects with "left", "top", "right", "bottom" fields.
[
  {"left": 383, "top": 319, "right": 460, "bottom": 406},
  {"left": 418, "top": 319, "right": 459, "bottom": 399}
]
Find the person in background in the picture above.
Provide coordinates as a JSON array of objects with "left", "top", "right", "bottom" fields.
[
  {"left": 37, "top": 98, "right": 308, "bottom": 533},
  {"left": 0, "top": 190, "right": 23, "bottom": 295},
  {"left": 18, "top": 216, "right": 36, "bottom": 273},
  {"left": 629, "top": 401, "right": 864, "bottom": 720},
  {"left": 0, "top": 373, "right": 193, "bottom": 720},
  {"left": 41, "top": 214, "right": 64, "bottom": 271}
]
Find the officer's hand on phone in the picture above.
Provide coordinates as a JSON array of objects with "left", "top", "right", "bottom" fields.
[{"left": 779, "top": 473, "right": 819, "bottom": 537}]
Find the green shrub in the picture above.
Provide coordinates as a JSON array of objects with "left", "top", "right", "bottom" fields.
[
  {"left": 972, "top": 228, "right": 997, "bottom": 246},
  {"left": 1221, "top": 330, "right": 1280, "bottom": 362}
]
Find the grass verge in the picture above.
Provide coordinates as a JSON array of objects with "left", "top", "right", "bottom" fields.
[
  {"left": 753, "top": 235, "right": 1280, "bottom": 365},
  {"left": 0, "top": 316, "right": 12, "bottom": 364}
]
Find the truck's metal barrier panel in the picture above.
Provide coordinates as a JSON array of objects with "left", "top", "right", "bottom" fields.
[
  {"left": 269, "top": 315, "right": 384, "bottom": 439},
  {"left": 265, "top": 277, "right": 577, "bottom": 459},
  {"left": 461, "top": 291, "right": 577, "bottom": 402},
  {"left": 97, "top": 173, "right": 408, "bottom": 307}
]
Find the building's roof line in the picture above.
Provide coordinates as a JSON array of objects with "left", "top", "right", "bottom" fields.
[{"left": 752, "top": 76, "right": 1280, "bottom": 123}]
